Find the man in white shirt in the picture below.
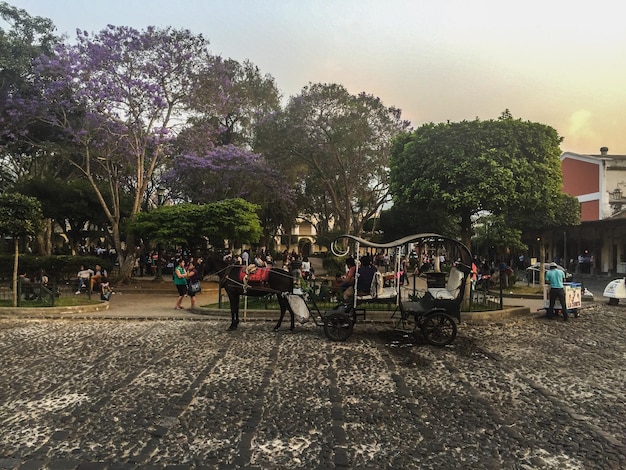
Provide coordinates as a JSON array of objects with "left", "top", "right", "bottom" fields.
[{"left": 76, "top": 265, "right": 94, "bottom": 294}]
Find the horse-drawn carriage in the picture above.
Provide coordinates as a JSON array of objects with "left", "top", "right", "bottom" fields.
[
  {"left": 219, "top": 233, "right": 473, "bottom": 347},
  {"left": 322, "top": 233, "right": 473, "bottom": 345}
]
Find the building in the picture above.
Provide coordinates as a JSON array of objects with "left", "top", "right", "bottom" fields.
[
  {"left": 561, "top": 146, "right": 626, "bottom": 221},
  {"left": 559, "top": 147, "right": 626, "bottom": 274}
]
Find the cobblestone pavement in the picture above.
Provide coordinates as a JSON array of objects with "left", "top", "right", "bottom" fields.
[{"left": 0, "top": 299, "right": 625, "bottom": 469}]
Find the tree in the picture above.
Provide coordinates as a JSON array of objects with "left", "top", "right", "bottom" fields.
[
  {"left": 14, "top": 25, "right": 218, "bottom": 281},
  {"left": 0, "top": 2, "right": 60, "bottom": 192},
  {"left": 164, "top": 144, "right": 296, "bottom": 248},
  {"left": 129, "top": 198, "right": 262, "bottom": 251},
  {"left": 16, "top": 176, "right": 122, "bottom": 254},
  {"left": 389, "top": 112, "right": 580, "bottom": 248},
  {"left": 0, "top": 1, "right": 58, "bottom": 119},
  {"left": 0, "top": 193, "right": 42, "bottom": 306},
  {"left": 255, "top": 83, "right": 411, "bottom": 236},
  {"left": 472, "top": 214, "right": 526, "bottom": 261},
  {"left": 189, "top": 57, "right": 281, "bottom": 147}
]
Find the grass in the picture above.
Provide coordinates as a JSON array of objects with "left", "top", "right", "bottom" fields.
[
  {"left": 500, "top": 284, "right": 543, "bottom": 295},
  {"left": 0, "top": 296, "right": 102, "bottom": 308}
]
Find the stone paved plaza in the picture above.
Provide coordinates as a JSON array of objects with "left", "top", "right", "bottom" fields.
[{"left": 0, "top": 301, "right": 625, "bottom": 469}]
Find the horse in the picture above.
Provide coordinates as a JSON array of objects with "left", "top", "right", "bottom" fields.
[{"left": 218, "top": 263, "right": 296, "bottom": 331}]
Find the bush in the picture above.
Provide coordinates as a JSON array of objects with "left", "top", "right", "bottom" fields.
[
  {"left": 323, "top": 256, "right": 347, "bottom": 277},
  {"left": 0, "top": 255, "right": 113, "bottom": 282}
]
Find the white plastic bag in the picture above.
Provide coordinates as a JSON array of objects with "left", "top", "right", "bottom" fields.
[{"left": 287, "top": 294, "right": 310, "bottom": 324}]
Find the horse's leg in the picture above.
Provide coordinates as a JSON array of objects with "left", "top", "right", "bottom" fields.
[
  {"left": 276, "top": 295, "right": 295, "bottom": 331},
  {"left": 227, "top": 290, "right": 240, "bottom": 330},
  {"left": 274, "top": 294, "right": 286, "bottom": 331}
]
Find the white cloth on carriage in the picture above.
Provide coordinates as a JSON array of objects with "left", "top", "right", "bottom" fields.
[
  {"left": 427, "top": 267, "right": 464, "bottom": 300},
  {"left": 356, "top": 271, "right": 396, "bottom": 300}
]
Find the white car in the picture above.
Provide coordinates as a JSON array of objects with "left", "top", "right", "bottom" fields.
[{"left": 525, "top": 262, "right": 572, "bottom": 283}]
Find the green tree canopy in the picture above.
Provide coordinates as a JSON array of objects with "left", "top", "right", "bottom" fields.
[
  {"left": 389, "top": 112, "right": 580, "bottom": 248},
  {"left": 255, "top": 83, "right": 411, "bottom": 236},
  {"left": 128, "top": 198, "right": 262, "bottom": 251},
  {"left": 16, "top": 176, "right": 128, "bottom": 254}
]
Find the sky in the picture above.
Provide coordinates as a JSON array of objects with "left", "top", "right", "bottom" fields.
[{"left": 10, "top": 0, "right": 626, "bottom": 155}]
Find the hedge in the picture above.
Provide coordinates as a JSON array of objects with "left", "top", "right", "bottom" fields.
[{"left": 0, "top": 255, "right": 114, "bottom": 282}]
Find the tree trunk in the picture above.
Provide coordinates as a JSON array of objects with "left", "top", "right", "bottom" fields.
[
  {"left": 114, "top": 230, "right": 136, "bottom": 284},
  {"left": 35, "top": 218, "right": 52, "bottom": 255},
  {"left": 12, "top": 238, "right": 19, "bottom": 307}
]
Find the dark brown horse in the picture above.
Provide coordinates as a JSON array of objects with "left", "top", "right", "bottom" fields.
[{"left": 219, "top": 264, "right": 295, "bottom": 331}]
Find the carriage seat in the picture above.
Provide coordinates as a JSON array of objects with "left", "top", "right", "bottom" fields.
[
  {"left": 427, "top": 267, "right": 464, "bottom": 300},
  {"left": 356, "top": 271, "right": 397, "bottom": 300}
]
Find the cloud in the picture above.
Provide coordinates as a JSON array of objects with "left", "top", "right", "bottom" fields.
[{"left": 568, "top": 110, "right": 598, "bottom": 146}]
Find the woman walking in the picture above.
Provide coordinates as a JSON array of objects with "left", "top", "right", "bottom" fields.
[
  {"left": 173, "top": 258, "right": 188, "bottom": 309},
  {"left": 186, "top": 260, "right": 200, "bottom": 309}
]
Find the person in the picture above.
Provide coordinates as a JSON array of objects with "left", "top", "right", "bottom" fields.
[
  {"left": 399, "top": 256, "right": 409, "bottom": 286},
  {"left": 173, "top": 258, "right": 188, "bottom": 310},
  {"left": 289, "top": 254, "right": 303, "bottom": 286},
  {"left": 185, "top": 260, "right": 200, "bottom": 309},
  {"left": 340, "top": 257, "right": 356, "bottom": 300},
  {"left": 241, "top": 250, "right": 250, "bottom": 266},
  {"left": 37, "top": 270, "right": 49, "bottom": 287},
  {"left": 356, "top": 255, "right": 376, "bottom": 295},
  {"left": 301, "top": 256, "right": 311, "bottom": 280},
  {"left": 90, "top": 264, "right": 107, "bottom": 292},
  {"left": 545, "top": 262, "right": 568, "bottom": 321},
  {"left": 76, "top": 265, "right": 94, "bottom": 294},
  {"left": 470, "top": 257, "right": 479, "bottom": 290},
  {"left": 253, "top": 252, "right": 266, "bottom": 267},
  {"left": 19, "top": 273, "right": 38, "bottom": 300},
  {"left": 497, "top": 259, "right": 511, "bottom": 288}
]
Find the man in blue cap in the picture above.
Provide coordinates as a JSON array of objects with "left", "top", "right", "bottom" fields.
[{"left": 545, "top": 262, "right": 567, "bottom": 321}]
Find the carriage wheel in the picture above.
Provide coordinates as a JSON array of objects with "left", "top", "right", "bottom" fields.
[
  {"left": 608, "top": 298, "right": 619, "bottom": 306},
  {"left": 323, "top": 312, "right": 354, "bottom": 342},
  {"left": 421, "top": 312, "right": 457, "bottom": 347}
]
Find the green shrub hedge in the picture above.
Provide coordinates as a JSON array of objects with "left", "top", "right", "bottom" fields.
[
  {"left": 0, "top": 255, "right": 114, "bottom": 282},
  {"left": 322, "top": 256, "right": 348, "bottom": 277}
]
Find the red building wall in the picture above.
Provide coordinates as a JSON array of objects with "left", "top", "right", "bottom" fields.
[
  {"left": 580, "top": 200, "right": 599, "bottom": 221},
  {"left": 561, "top": 158, "right": 599, "bottom": 195}
]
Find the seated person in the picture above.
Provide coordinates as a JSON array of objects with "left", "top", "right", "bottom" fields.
[
  {"left": 76, "top": 265, "right": 94, "bottom": 294},
  {"left": 356, "top": 256, "right": 377, "bottom": 295},
  {"left": 340, "top": 257, "right": 356, "bottom": 299},
  {"left": 19, "top": 273, "right": 38, "bottom": 300},
  {"left": 90, "top": 264, "right": 108, "bottom": 292}
]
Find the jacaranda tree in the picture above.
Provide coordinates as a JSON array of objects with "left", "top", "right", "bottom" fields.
[
  {"left": 14, "top": 25, "right": 219, "bottom": 281},
  {"left": 0, "top": 1, "right": 60, "bottom": 193},
  {"left": 164, "top": 144, "right": 296, "bottom": 251}
]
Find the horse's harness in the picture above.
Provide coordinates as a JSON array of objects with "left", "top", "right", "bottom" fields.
[{"left": 223, "top": 264, "right": 293, "bottom": 294}]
